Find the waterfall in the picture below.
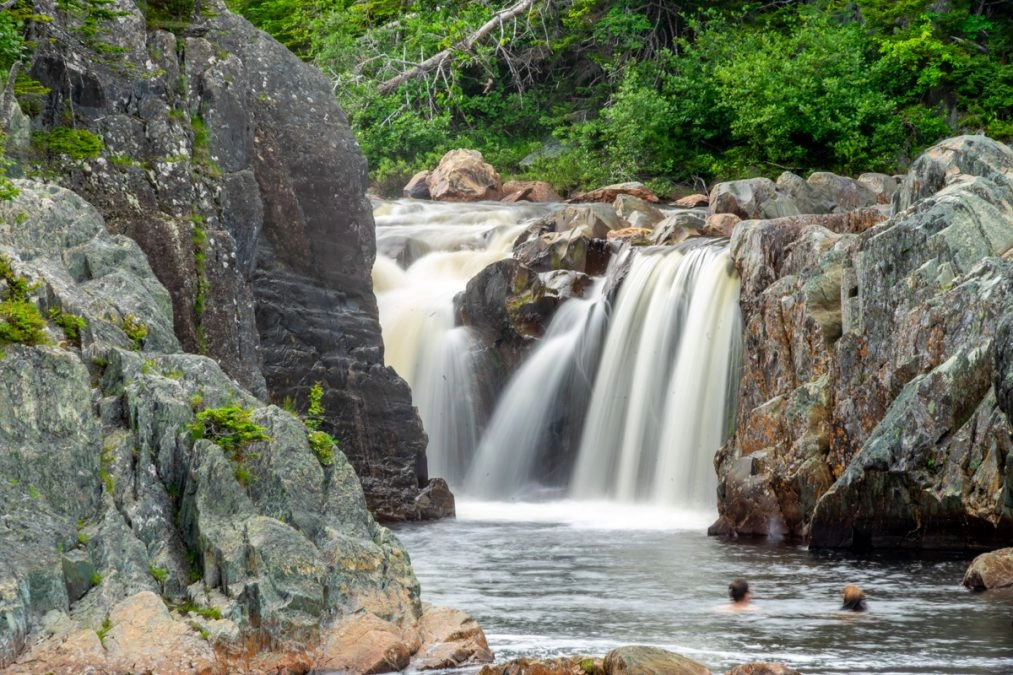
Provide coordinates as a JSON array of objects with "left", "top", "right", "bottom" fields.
[
  {"left": 372, "top": 200, "right": 742, "bottom": 508},
  {"left": 569, "top": 242, "right": 742, "bottom": 508},
  {"left": 372, "top": 200, "right": 562, "bottom": 484}
]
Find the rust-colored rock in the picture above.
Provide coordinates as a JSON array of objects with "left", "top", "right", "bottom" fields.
[
  {"left": 674, "top": 193, "right": 709, "bottom": 208},
  {"left": 607, "top": 227, "right": 653, "bottom": 244},
  {"left": 480, "top": 656, "right": 604, "bottom": 675},
  {"left": 571, "top": 182, "right": 659, "bottom": 203},
  {"left": 413, "top": 603, "right": 494, "bottom": 670},
  {"left": 701, "top": 213, "right": 741, "bottom": 238},
  {"left": 318, "top": 613, "right": 418, "bottom": 675},
  {"left": 427, "top": 149, "right": 503, "bottom": 202},
  {"left": 502, "top": 180, "right": 561, "bottom": 203},
  {"left": 963, "top": 548, "right": 1013, "bottom": 590}
]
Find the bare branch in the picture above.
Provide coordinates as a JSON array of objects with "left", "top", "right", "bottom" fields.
[{"left": 377, "top": 0, "right": 538, "bottom": 95}]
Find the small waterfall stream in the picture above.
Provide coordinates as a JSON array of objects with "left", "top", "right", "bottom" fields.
[{"left": 372, "top": 200, "right": 742, "bottom": 508}]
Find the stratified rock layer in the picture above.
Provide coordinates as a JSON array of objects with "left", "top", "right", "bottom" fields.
[
  {"left": 712, "top": 136, "right": 1013, "bottom": 550},
  {"left": 20, "top": 0, "right": 428, "bottom": 520}
]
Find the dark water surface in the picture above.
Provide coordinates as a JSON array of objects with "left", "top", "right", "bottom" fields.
[{"left": 393, "top": 501, "right": 1013, "bottom": 674}]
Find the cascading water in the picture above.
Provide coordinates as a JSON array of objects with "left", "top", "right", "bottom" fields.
[
  {"left": 569, "top": 242, "right": 742, "bottom": 509},
  {"left": 372, "top": 200, "right": 742, "bottom": 508},
  {"left": 372, "top": 200, "right": 562, "bottom": 484}
]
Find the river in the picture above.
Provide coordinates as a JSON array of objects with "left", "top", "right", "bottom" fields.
[{"left": 393, "top": 501, "right": 1013, "bottom": 674}]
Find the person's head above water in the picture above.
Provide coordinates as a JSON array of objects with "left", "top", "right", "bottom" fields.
[
  {"left": 841, "top": 584, "right": 867, "bottom": 612},
  {"left": 728, "top": 578, "right": 751, "bottom": 604}
]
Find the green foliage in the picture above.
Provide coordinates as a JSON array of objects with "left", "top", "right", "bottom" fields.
[
  {"left": 31, "top": 127, "right": 104, "bottom": 160},
  {"left": 0, "top": 254, "right": 47, "bottom": 346},
  {"left": 89, "top": 571, "right": 103, "bottom": 586},
  {"left": 141, "top": 0, "right": 195, "bottom": 32},
  {"left": 191, "top": 215, "right": 208, "bottom": 354},
  {"left": 49, "top": 308, "right": 87, "bottom": 346},
  {"left": 119, "top": 313, "right": 148, "bottom": 350},
  {"left": 172, "top": 600, "right": 222, "bottom": 620},
  {"left": 96, "top": 615, "right": 112, "bottom": 645},
  {"left": 148, "top": 564, "right": 169, "bottom": 584},
  {"left": 190, "top": 404, "right": 270, "bottom": 484},
  {"left": 303, "top": 382, "right": 337, "bottom": 467}
]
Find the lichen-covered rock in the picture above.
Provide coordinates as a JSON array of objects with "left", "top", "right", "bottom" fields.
[
  {"left": 427, "top": 149, "right": 503, "bottom": 202},
  {"left": 710, "top": 178, "right": 799, "bottom": 220},
  {"left": 21, "top": 0, "right": 430, "bottom": 522},
  {"left": 713, "top": 135, "right": 1013, "bottom": 550},
  {"left": 963, "top": 548, "right": 1013, "bottom": 590},
  {"left": 603, "top": 645, "right": 711, "bottom": 675},
  {"left": 480, "top": 656, "right": 603, "bottom": 675}
]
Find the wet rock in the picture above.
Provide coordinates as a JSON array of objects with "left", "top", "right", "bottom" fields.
[
  {"left": 404, "top": 170, "right": 432, "bottom": 199},
  {"left": 480, "top": 656, "right": 603, "bottom": 675},
  {"left": 604, "top": 645, "right": 711, "bottom": 675},
  {"left": 413, "top": 603, "right": 494, "bottom": 670},
  {"left": 502, "top": 180, "right": 561, "bottom": 203},
  {"left": 416, "top": 478, "right": 456, "bottom": 520},
  {"left": 613, "top": 194, "right": 664, "bottom": 229},
  {"left": 963, "top": 548, "right": 1013, "bottom": 590},
  {"left": 726, "top": 663, "right": 802, "bottom": 675},
  {"left": 701, "top": 213, "right": 742, "bottom": 238},
  {"left": 710, "top": 178, "right": 799, "bottom": 220},
  {"left": 571, "top": 182, "right": 658, "bottom": 203},
  {"left": 606, "top": 227, "right": 653, "bottom": 244},
  {"left": 674, "top": 193, "right": 709, "bottom": 208},
  {"left": 427, "top": 149, "right": 503, "bottom": 202},
  {"left": 652, "top": 212, "right": 706, "bottom": 245}
]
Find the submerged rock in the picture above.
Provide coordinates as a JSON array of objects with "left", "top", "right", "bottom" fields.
[
  {"left": 963, "top": 548, "right": 1013, "bottom": 590},
  {"left": 604, "top": 646, "right": 711, "bottom": 675}
]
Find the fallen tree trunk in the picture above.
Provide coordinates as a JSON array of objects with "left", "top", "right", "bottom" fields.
[{"left": 377, "top": 0, "right": 538, "bottom": 95}]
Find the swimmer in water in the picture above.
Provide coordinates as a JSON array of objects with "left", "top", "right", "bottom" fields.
[
  {"left": 840, "top": 584, "right": 867, "bottom": 612},
  {"left": 719, "top": 577, "right": 756, "bottom": 612}
]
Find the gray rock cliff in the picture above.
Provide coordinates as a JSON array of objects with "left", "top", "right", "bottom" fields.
[{"left": 15, "top": 0, "right": 430, "bottom": 520}]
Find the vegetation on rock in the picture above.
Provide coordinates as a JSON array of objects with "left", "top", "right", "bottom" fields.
[
  {"left": 304, "top": 382, "right": 338, "bottom": 467},
  {"left": 225, "top": 0, "right": 1013, "bottom": 194},
  {"left": 0, "top": 253, "right": 46, "bottom": 346},
  {"left": 190, "top": 403, "right": 270, "bottom": 484}
]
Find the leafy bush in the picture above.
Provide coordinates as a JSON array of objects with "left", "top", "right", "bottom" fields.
[
  {"left": 190, "top": 404, "right": 270, "bottom": 484},
  {"left": 0, "top": 254, "right": 46, "bottom": 346},
  {"left": 304, "top": 382, "right": 337, "bottom": 467},
  {"left": 31, "top": 127, "right": 104, "bottom": 160}
]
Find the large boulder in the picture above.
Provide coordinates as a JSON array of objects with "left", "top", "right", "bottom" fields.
[
  {"left": 427, "top": 149, "right": 503, "bottom": 202},
  {"left": 21, "top": 0, "right": 430, "bottom": 520},
  {"left": 603, "top": 646, "right": 711, "bottom": 675},
  {"left": 713, "top": 136, "right": 1013, "bottom": 550},
  {"left": 709, "top": 177, "right": 799, "bottom": 220},
  {"left": 963, "top": 548, "right": 1013, "bottom": 590}
]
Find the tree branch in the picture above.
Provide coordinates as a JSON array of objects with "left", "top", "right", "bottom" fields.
[{"left": 377, "top": 0, "right": 538, "bottom": 95}]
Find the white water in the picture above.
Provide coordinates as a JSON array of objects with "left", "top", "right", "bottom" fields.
[
  {"left": 372, "top": 200, "right": 741, "bottom": 507},
  {"left": 372, "top": 200, "right": 562, "bottom": 484}
]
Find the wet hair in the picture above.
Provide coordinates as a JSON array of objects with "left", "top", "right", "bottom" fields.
[
  {"left": 841, "top": 584, "right": 867, "bottom": 612},
  {"left": 728, "top": 578, "right": 750, "bottom": 603}
]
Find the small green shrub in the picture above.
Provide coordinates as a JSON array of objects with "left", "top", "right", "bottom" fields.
[
  {"left": 96, "top": 615, "right": 112, "bottom": 645},
  {"left": 90, "top": 571, "right": 103, "bottom": 586},
  {"left": 119, "top": 313, "right": 148, "bottom": 350},
  {"left": 303, "top": 382, "right": 338, "bottom": 467},
  {"left": 172, "top": 600, "right": 222, "bottom": 620},
  {"left": 190, "top": 404, "right": 270, "bottom": 484},
  {"left": 0, "top": 254, "right": 47, "bottom": 346},
  {"left": 148, "top": 564, "right": 169, "bottom": 585},
  {"left": 307, "top": 429, "right": 336, "bottom": 467},
  {"left": 31, "top": 127, "right": 104, "bottom": 160},
  {"left": 49, "top": 308, "right": 87, "bottom": 346}
]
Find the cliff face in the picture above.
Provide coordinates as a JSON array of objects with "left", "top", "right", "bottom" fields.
[
  {"left": 16, "top": 0, "right": 429, "bottom": 519},
  {"left": 712, "top": 136, "right": 1013, "bottom": 550}
]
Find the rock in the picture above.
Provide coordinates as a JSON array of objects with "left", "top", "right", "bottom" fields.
[
  {"left": 480, "top": 656, "right": 603, "bottom": 675},
  {"left": 23, "top": 0, "right": 432, "bottom": 522},
  {"left": 776, "top": 171, "right": 879, "bottom": 214},
  {"left": 518, "top": 204, "right": 622, "bottom": 242},
  {"left": 404, "top": 170, "right": 432, "bottom": 199},
  {"left": 995, "top": 312, "right": 1013, "bottom": 422},
  {"left": 416, "top": 478, "right": 456, "bottom": 520},
  {"left": 427, "top": 149, "right": 503, "bottom": 201},
  {"left": 456, "top": 259, "right": 558, "bottom": 346},
  {"left": 701, "top": 213, "right": 742, "bottom": 238},
  {"left": 652, "top": 212, "right": 706, "bottom": 245},
  {"left": 319, "top": 613, "right": 417, "bottom": 674},
  {"left": 413, "top": 603, "right": 494, "bottom": 670},
  {"left": 613, "top": 194, "right": 664, "bottom": 229},
  {"left": 572, "top": 182, "right": 659, "bottom": 203},
  {"left": 857, "top": 172, "right": 899, "bottom": 204},
  {"left": 893, "top": 134, "right": 1013, "bottom": 212},
  {"left": 502, "top": 180, "right": 561, "bottom": 203},
  {"left": 674, "top": 193, "right": 709, "bottom": 208},
  {"left": 726, "top": 664, "right": 801, "bottom": 675},
  {"left": 710, "top": 178, "right": 799, "bottom": 220},
  {"left": 603, "top": 645, "right": 711, "bottom": 675},
  {"left": 606, "top": 227, "right": 653, "bottom": 244},
  {"left": 713, "top": 135, "right": 1013, "bottom": 548},
  {"left": 963, "top": 548, "right": 1013, "bottom": 590}
]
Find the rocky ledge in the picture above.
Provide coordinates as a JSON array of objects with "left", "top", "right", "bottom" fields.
[
  {"left": 711, "top": 135, "right": 1013, "bottom": 550},
  {"left": 0, "top": 181, "right": 489, "bottom": 672}
]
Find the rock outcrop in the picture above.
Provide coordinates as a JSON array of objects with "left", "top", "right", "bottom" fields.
[
  {"left": 712, "top": 136, "right": 1013, "bottom": 550},
  {"left": 0, "top": 179, "right": 486, "bottom": 672},
  {"left": 16, "top": 0, "right": 429, "bottom": 520}
]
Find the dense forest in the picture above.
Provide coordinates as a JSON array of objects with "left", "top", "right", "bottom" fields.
[{"left": 224, "top": 0, "right": 1013, "bottom": 196}]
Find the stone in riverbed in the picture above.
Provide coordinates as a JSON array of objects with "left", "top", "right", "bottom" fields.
[
  {"left": 427, "top": 149, "right": 503, "bottom": 202},
  {"left": 404, "top": 170, "right": 432, "bottom": 199},
  {"left": 962, "top": 548, "right": 1013, "bottom": 590},
  {"left": 604, "top": 645, "right": 711, "bottom": 675},
  {"left": 479, "top": 656, "right": 604, "bottom": 675},
  {"left": 502, "top": 180, "right": 561, "bottom": 203},
  {"left": 413, "top": 602, "right": 494, "bottom": 670},
  {"left": 726, "top": 663, "right": 802, "bottom": 675}
]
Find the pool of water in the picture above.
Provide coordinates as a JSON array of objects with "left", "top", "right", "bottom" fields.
[{"left": 392, "top": 501, "right": 1013, "bottom": 674}]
